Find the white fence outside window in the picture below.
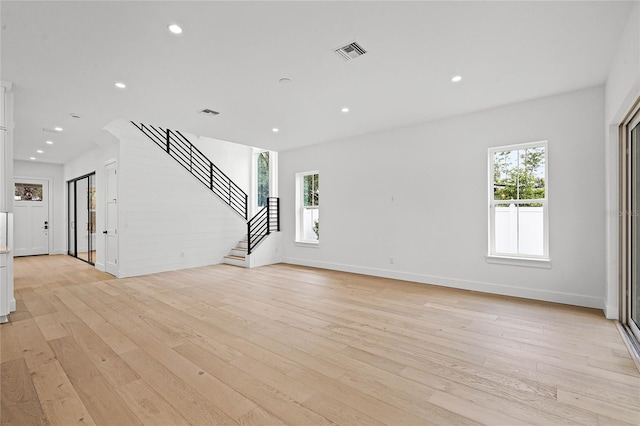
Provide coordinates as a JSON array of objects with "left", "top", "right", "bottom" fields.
[{"left": 494, "top": 205, "right": 544, "bottom": 256}]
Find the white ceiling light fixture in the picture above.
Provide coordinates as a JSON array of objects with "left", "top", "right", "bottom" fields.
[
  {"left": 114, "top": 81, "right": 126, "bottom": 89},
  {"left": 29, "top": 157, "right": 36, "bottom": 160},
  {"left": 272, "top": 128, "right": 279, "bottom": 133},
  {"left": 341, "top": 107, "right": 350, "bottom": 113},
  {"left": 36, "top": 150, "right": 43, "bottom": 153},
  {"left": 168, "top": 24, "right": 183, "bottom": 34},
  {"left": 451, "top": 75, "right": 462, "bottom": 83},
  {"left": 279, "top": 78, "right": 292, "bottom": 84},
  {"left": 54, "top": 126, "right": 63, "bottom": 132},
  {"left": 45, "top": 140, "right": 53, "bottom": 145}
]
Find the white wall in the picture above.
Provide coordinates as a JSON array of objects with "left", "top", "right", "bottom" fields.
[
  {"left": 14, "top": 160, "right": 65, "bottom": 255},
  {"left": 604, "top": 2, "right": 639, "bottom": 319},
  {"left": 107, "top": 120, "right": 247, "bottom": 278},
  {"left": 280, "top": 86, "right": 606, "bottom": 309},
  {"left": 64, "top": 130, "right": 119, "bottom": 271}
]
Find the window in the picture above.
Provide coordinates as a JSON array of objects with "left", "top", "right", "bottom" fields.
[
  {"left": 257, "top": 151, "right": 269, "bottom": 208},
  {"left": 296, "top": 171, "right": 319, "bottom": 244},
  {"left": 489, "top": 141, "right": 548, "bottom": 263},
  {"left": 15, "top": 183, "right": 43, "bottom": 201}
]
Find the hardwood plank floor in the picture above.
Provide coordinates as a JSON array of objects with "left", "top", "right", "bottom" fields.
[{"left": 2, "top": 255, "right": 639, "bottom": 425}]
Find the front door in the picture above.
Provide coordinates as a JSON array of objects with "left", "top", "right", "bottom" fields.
[{"left": 14, "top": 179, "right": 49, "bottom": 256}]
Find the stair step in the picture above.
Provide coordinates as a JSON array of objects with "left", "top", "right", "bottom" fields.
[
  {"left": 225, "top": 254, "right": 245, "bottom": 261},
  {"left": 223, "top": 255, "right": 248, "bottom": 268}
]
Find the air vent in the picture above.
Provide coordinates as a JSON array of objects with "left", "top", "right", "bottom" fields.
[
  {"left": 334, "top": 41, "right": 367, "bottom": 61},
  {"left": 198, "top": 109, "right": 220, "bottom": 116}
]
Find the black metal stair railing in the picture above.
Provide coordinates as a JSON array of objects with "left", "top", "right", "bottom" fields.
[
  {"left": 247, "top": 197, "right": 280, "bottom": 255},
  {"left": 131, "top": 122, "right": 248, "bottom": 219}
]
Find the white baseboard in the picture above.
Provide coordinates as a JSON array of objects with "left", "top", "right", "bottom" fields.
[
  {"left": 283, "top": 257, "right": 604, "bottom": 310},
  {"left": 9, "top": 298, "right": 15, "bottom": 312},
  {"left": 94, "top": 262, "right": 106, "bottom": 271},
  {"left": 52, "top": 250, "right": 67, "bottom": 255},
  {"left": 604, "top": 302, "right": 619, "bottom": 320}
]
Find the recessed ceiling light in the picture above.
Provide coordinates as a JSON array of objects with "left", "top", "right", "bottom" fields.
[
  {"left": 272, "top": 128, "right": 279, "bottom": 133},
  {"left": 115, "top": 82, "right": 126, "bottom": 89},
  {"left": 279, "top": 78, "right": 292, "bottom": 84},
  {"left": 36, "top": 150, "right": 43, "bottom": 154},
  {"left": 70, "top": 113, "right": 81, "bottom": 119},
  {"left": 451, "top": 75, "right": 462, "bottom": 83},
  {"left": 54, "top": 127, "right": 63, "bottom": 132},
  {"left": 30, "top": 157, "right": 36, "bottom": 160},
  {"left": 45, "top": 140, "right": 53, "bottom": 145},
  {"left": 168, "top": 24, "right": 183, "bottom": 34},
  {"left": 341, "top": 107, "right": 349, "bottom": 113}
]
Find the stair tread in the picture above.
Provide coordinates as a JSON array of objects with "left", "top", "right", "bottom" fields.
[
  {"left": 224, "top": 255, "right": 246, "bottom": 261},
  {"left": 233, "top": 247, "right": 248, "bottom": 252}
]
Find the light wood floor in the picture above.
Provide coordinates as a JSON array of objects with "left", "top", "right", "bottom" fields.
[{"left": 2, "top": 256, "right": 639, "bottom": 425}]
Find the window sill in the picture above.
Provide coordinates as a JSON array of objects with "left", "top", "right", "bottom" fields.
[
  {"left": 295, "top": 241, "right": 319, "bottom": 248},
  {"left": 486, "top": 255, "right": 551, "bottom": 269}
]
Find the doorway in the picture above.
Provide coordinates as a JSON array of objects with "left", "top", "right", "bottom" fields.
[
  {"left": 13, "top": 178, "right": 50, "bottom": 256},
  {"left": 621, "top": 99, "right": 640, "bottom": 347},
  {"left": 68, "top": 173, "right": 96, "bottom": 265}
]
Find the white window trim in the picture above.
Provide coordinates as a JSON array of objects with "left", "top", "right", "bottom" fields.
[
  {"left": 488, "top": 140, "right": 549, "bottom": 263},
  {"left": 486, "top": 255, "right": 551, "bottom": 269},
  {"left": 295, "top": 170, "right": 319, "bottom": 245},
  {"left": 295, "top": 241, "right": 320, "bottom": 248}
]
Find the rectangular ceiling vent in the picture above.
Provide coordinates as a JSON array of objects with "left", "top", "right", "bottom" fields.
[
  {"left": 334, "top": 41, "right": 367, "bottom": 61},
  {"left": 198, "top": 108, "right": 220, "bottom": 116}
]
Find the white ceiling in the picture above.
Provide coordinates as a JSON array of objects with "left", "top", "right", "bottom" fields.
[{"left": 1, "top": 1, "right": 633, "bottom": 164}]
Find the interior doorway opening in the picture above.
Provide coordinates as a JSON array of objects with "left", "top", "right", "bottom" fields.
[{"left": 68, "top": 172, "right": 96, "bottom": 265}]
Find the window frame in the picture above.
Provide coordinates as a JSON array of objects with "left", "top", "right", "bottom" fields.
[
  {"left": 295, "top": 170, "right": 319, "bottom": 246},
  {"left": 487, "top": 141, "right": 550, "bottom": 267}
]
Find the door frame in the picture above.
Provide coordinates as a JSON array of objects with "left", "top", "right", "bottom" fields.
[
  {"left": 67, "top": 172, "right": 96, "bottom": 265},
  {"left": 13, "top": 176, "right": 52, "bottom": 256},
  {"left": 620, "top": 95, "right": 640, "bottom": 345},
  {"left": 104, "top": 160, "right": 118, "bottom": 277}
]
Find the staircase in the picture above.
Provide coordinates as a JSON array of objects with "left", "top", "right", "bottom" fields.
[
  {"left": 131, "top": 122, "right": 248, "bottom": 219},
  {"left": 223, "top": 197, "right": 280, "bottom": 267},
  {"left": 223, "top": 238, "right": 249, "bottom": 267},
  {"left": 131, "top": 122, "right": 279, "bottom": 267}
]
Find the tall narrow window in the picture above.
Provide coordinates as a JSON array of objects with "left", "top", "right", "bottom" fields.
[
  {"left": 296, "top": 171, "right": 319, "bottom": 243},
  {"left": 489, "top": 142, "right": 548, "bottom": 261},
  {"left": 257, "top": 151, "right": 269, "bottom": 208}
]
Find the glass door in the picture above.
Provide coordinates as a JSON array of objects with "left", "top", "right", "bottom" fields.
[
  {"left": 628, "top": 112, "right": 640, "bottom": 341},
  {"left": 68, "top": 173, "right": 96, "bottom": 265}
]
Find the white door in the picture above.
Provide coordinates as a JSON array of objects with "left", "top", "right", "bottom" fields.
[
  {"left": 104, "top": 161, "right": 118, "bottom": 276},
  {"left": 14, "top": 179, "right": 49, "bottom": 256}
]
